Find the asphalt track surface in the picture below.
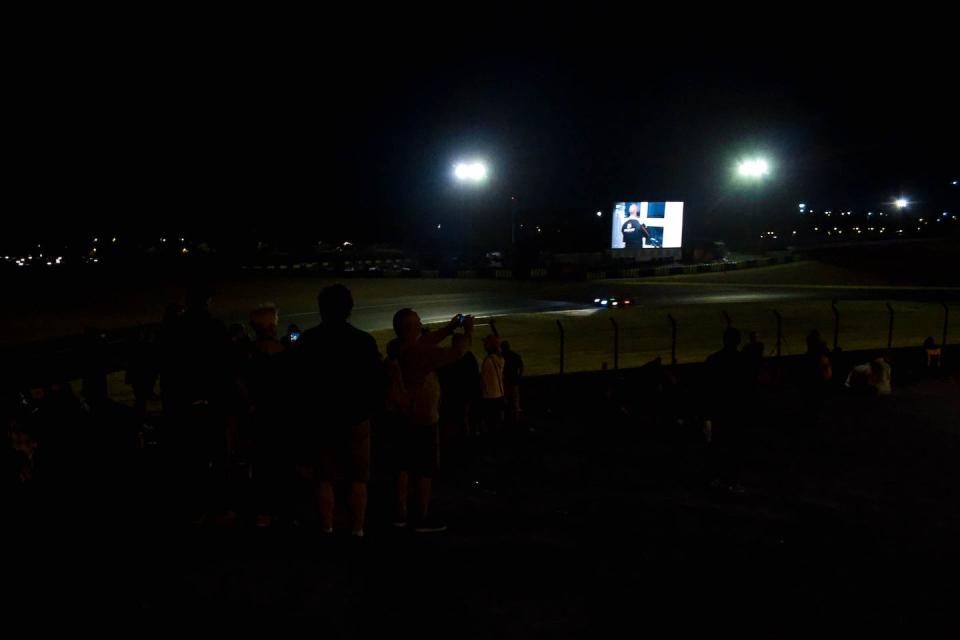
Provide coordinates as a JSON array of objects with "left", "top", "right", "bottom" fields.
[
  {"left": 260, "top": 279, "right": 960, "bottom": 334},
  {"left": 7, "top": 271, "right": 960, "bottom": 347}
]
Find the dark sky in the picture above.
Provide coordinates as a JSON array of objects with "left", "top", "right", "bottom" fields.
[{"left": 7, "top": 9, "right": 957, "bottom": 249}]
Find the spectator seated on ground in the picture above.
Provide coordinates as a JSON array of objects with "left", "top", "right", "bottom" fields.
[{"left": 844, "top": 357, "right": 892, "bottom": 396}]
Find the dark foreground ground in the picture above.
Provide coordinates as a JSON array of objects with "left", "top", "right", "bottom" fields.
[{"left": 11, "top": 369, "right": 960, "bottom": 634}]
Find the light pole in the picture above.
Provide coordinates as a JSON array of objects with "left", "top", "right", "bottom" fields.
[
  {"left": 733, "top": 156, "right": 773, "bottom": 240},
  {"left": 453, "top": 159, "right": 521, "bottom": 264}
]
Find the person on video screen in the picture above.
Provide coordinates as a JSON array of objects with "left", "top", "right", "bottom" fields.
[{"left": 621, "top": 204, "right": 651, "bottom": 248}]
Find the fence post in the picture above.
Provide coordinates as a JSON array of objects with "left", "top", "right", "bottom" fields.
[
  {"left": 943, "top": 302, "right": 950, "bottom": 350},
  {"left": 886, "top": 303, "right": 894, "bottom": 349},
  {"left": 667, "top": 314, "right": 677, "bottom": 366},
  {"left": 831, "top": 299, "right": 840, "bottom": 352},
  {"left": 556, "top": 319, "right": 565, "bottom": 375},
  {"left": 610, "top": 317, "right": 619, "bottom": 370},
  {"left": 772, "top": 310, "right": 782, "bottom": 357},
  {"left": 722, "top": 310, "right": 731, "bottom": 329}
]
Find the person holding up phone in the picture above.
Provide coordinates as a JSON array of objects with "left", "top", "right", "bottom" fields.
[{"left": 390, "top": 310, "right": 474, "bottom": 533}]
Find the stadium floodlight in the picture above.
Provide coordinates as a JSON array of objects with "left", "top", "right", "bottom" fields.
[
  {"left": 736, "top": 158, "right": 770, "bottom": 179},
  {"left": 895, "top": 198, "right": 908, "bottom": 209},
  {"left": 453, "top": 160, "right": 488, "bottom": 183}
]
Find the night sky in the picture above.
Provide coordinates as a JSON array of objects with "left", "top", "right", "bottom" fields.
[{"left": 7, "top": 10, "right": 957, "bottom": 250}]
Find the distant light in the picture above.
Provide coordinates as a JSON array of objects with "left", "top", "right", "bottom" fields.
[
  {"left": 161, "top": 237, "right": 167, "bottom": 243},
  {"left": 611, "top": 301, "right": 618, "bottom": 306},
  {"left": 594, "top": 298, "right": 601, "bottom": 303},
  {"left": 180, "top": 237, "right": 185, "bottom": 242},
  {"left": 953, "top": 181, "right": 958, "bottom": 185},
  {"left": 799, "top": 203, "right": 806, "bottom": 209},
  {"left": 623, "top": 300, "right": 631, "bottom": 305},
  {"left": 600, "top": 300, "right": 608, "bottom": 305},
  {"left": 453, "top": 161, "right": 488, "bottom": 183},
  {"left": 111, "top": 237, "right": 117, "bottom": 243},
  {"left": 895, "top": 198, "right": 908, "bottom": 209},
  {"left": 93, "top": 238, "right": 98, "bottom": 243},
  {"left": 944, "top": 212, "right": 949, "bottom": 217},
  {"left": 737, "top": 158, "right": 770, "bottom": 178},
  {"left": 596, "top": 211, "right": 603, "bottom": 217},
  {"left": 343, "top": 241, "right": 352, "bottom": 246}
]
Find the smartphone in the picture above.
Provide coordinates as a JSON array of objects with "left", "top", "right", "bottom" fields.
[{"left": 289, "top": 331, "right": 301, "bottom": 342}]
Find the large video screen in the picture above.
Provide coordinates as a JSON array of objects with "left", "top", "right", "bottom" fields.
[{"left": 610, "top": 201, "right": 684, "bottom": 249}]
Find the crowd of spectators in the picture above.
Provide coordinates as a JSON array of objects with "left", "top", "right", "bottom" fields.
[{"left": 5, "top": 282, "right": 947, "bottom": 530}]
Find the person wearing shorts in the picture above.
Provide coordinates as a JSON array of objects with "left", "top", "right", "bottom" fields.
[
  {"left": 391, "top": 309, "right": 473, "bottom": 533},
  {"left": 294, "top": 285, "right": 384, "bottom": 537}
]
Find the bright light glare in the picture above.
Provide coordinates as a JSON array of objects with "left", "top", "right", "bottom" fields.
[
  {"left": 453, "top": 161, "right": 488, "bottom": 182},
  {"left": 737, "top": 158, "right": 770, "bottom": 178},
  {"left": 596, "top": 211, "right": 602, "bottom": 217},
  {"left": 895, "top": 198, "right": 908, "bottom": 209}
]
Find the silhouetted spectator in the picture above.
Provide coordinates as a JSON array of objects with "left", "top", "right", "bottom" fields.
[
  {"left": 741, "top": 331, "right": 764, "bottom": 385},
  {"left": 500, "top": 340, "right": 524, "bottom": 428},
  {"left": 439, "top": 334, "right": 480, "bottom": 438},
  {"left": 703, "top": 327, "right": 747, "bottom": 492},
  {"left": 245, "top": 305, "right": 290, "bottom": 528},
  {"left": 159, "top": 284, "right": 231, "bottom": 522},
  {"left": 126, "top": 326, "right": 160, "bottom": 419},
  {"left": 294, "top": 285, "right": 383, "bottom": 537},
  {"left": 438, "top": 334, "right": 480, "bottom": 485},
  {"left": 392, "top": 309, "right": 474, "bottom": 532},
  {"left": 803, "top": 329, "right": 833, "bottom": 390},
  {"left": 81, "top": 327, "right": 111, "bottom": 404},
  {"left": 479, "top": 335, "right": 505, "bottom": 435},
  {"left": 81, "top": 367, "right": 142, "bottom": 512}
]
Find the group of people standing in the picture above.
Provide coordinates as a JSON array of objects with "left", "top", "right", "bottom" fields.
[{"left": 158, "top": 283, "right": 522, "bottom": 537}]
